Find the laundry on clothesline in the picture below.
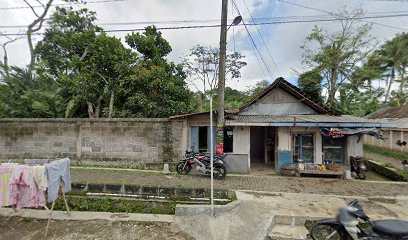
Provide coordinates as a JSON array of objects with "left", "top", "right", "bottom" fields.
[
  {"left": 24, "top": 159, "right": 50, "bottom": 165},
  {"left": 46, "top": 158, "right": 71, "bottom": 203},
  {"left": 9, "top": 165, "right": 46, "bottom": 209},
  {"left": 0, "top": 166, "right": 12, "bottom": 208},
  {"left": 0, "top": 158, "right": 71, "bottom": 209}
]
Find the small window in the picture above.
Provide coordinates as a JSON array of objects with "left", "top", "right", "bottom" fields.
[
  {"left": 292, "top": 134, "right": 314, "bottom": 163},
  {"left": 224, "top": 127, "right": 234, "bottom": 153},
  {"left": 323, "top": 136, "right": 345, "bottom": 164}
]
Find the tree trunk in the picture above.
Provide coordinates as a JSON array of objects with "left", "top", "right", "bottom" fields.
[
  {"left": 27, "top": 30, "right": 35, "bottom": 74},
  {"left": 24, "top": 0, "right": 54, "bottom": 75},
  {"left": 1, "top": 45, "right": 9, "bottom": 78},
  {"left": 108, "top": 91, "right": 115, "bottom": 118},
  {"left": 197, "top": 93, "right": 203, "bottom": 112},
  {"left": 87, "top": 101, "right": 95, "bottom": 118},
  {"left": 95, "top": 96, "right": 103, "bottom": 118},
  {"left": 326, "top": 68, "right": 337, "bottom": 107},
  {"left": 384, "top": 66, "right": 395, "bottom": 103},
  {"left": 399, "top": 69, "right": 405, "bottom": 94}
]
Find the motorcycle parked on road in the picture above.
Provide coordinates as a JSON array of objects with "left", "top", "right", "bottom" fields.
[
  {"left": 350, "top": 156, "right": 367, "bottom": 180},
  {"left": 176, "top": 147, "right": 227, "bottom": 180},
  {"left": 310, "top": 199, "right": 408, "bottom": 240}
]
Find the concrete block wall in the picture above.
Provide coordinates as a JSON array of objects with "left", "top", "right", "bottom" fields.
[
  {"left": 0, "top": 118, "right": 185, "bottom": 163},
  {"left": 363, "top": 129, "right": 408, "bottom": 153}
]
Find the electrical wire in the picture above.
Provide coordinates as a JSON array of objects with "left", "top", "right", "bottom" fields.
[
  {"left": 278, "top": 0, "right": 407, "bottom": 31},
  {"left": 241, "top": 0, "right": 281, "bottom": 76},
  {"left": 2, "top": 12, "right": 408, "bottom": 36},
  {"left": 230, "top": 0, "right": 275, "bottom": 80},
  {"left": 0, "top": 0, "right": 125, "bottom": 11}
]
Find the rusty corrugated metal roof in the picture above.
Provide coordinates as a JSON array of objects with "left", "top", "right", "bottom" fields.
[{"left": 367, "top": 105, "right": 408, "bottom": 119}]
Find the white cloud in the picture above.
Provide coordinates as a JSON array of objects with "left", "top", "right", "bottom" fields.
[{"left": 0, "top": 0, "right": 407, "bottom": 91}]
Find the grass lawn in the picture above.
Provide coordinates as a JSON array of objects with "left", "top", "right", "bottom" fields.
[{"left": 364, "top": 144, "right": 408, "bottom": 160}]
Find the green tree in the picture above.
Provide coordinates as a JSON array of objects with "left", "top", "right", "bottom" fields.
[
  {"left": 114, "top": 26, "right": 194, "bottom": 117},
  {"left": 182, "top": 45, "right": 247, "bottom": 111},
  {"left": 297, "top": 68, "right": 323, "bottom": 103},
  {"left": 368, "top": 33, "right": 408, "bottom": 103},
  {"left": 36, "top": 7, "right": 136, "bottom": 118},
  {"left": 246, "top": 79, "right": 270, "bottom": 99},
  {"left": 301, "top": 9, "right": 375, "bottom": 107}
]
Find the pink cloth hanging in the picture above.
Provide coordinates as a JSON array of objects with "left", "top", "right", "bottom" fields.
[{"left": 8, "top": 165, "right": 46, "bottom": 209}]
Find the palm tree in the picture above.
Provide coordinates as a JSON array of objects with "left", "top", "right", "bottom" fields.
[
  {"left": 372, "top": 34, "right": 408, "bottom": 103},
  {"left": 0, "top": 66, "right": 71, "bottom": 118}
]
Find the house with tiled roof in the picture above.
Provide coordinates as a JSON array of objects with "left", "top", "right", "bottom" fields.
[
  {"left": 365, "top": 104, "right": 408, "bottom": 153},
  {"left": 171, "top": 77, "right": 390, "bottom": 175}
]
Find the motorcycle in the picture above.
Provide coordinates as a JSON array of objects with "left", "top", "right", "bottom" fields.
[
  {"left": 309, "top": 199, "right": 408, "bottom": 240},
  {"left": 350, "top": 156, "right": 367, "bottom": 180},
  {"left": 176, "top": 147, "right": 227, "bottom": 180}
]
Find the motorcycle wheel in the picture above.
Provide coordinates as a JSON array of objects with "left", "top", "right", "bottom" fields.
[
  {"left": 310, "top": 224, "right": 341, "bottom": 240},
  {"left": 176, "top": 162, "right": 191, "bottom": 174},
  {"left": 213, "top": 164, "right": 227, "bottom": 180},
  {"left": 357, "top": 169, "right": 366, "bottom": 180}
]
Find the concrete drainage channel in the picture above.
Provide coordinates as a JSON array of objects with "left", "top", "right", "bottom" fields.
[{"left": 67, "top": 182, "right": 236, "bottom": 214}]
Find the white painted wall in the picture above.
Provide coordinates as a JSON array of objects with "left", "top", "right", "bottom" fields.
[
  {"left": 346, "top": 135, "right": 364, "bottom": 164},
  {"left": 233, "top": 126, "right": 251, "bottom": 169}
]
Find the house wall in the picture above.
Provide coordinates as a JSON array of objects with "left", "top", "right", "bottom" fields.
[
  {"left": 276, "top": 127, "right": 323, "bottom": 164},
  {"left": 239, "top": 87, "right": 318, "bottom": 115},
  {"left": 232, "top": 126, "right": 250, "bottom": 170},
  {"left": 0, "top": 119, "right": 185, "bottom": 165},
  {"left": 363, "top": 129, "right": 408, "bottom": 153},
  {"left": 346, "top": 135, "right": 364, "bottom": 164}
]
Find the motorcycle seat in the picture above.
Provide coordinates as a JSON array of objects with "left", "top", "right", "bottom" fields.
[{"left": 373, "top": 220, "right": 408, "bottom": 237}]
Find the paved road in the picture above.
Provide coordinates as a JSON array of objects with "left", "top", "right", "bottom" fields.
[{"left": 71, "top": 168, "right": 408, "bottom": 197}]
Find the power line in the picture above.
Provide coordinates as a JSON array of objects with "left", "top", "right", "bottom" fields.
[
  {"left": 241, "top": 0, "right": 281, "bottom": 76},
  {"left": 278, "top": 0, "right": 407, "bottom": 31},
  {"left": 2, "top": 10, "right": 408, "bottom": 29},
  {"left": 230, "top": 0, "right": 275, "bottom": 80},
  {"left": 0, "top": 0, "right": 125, "bottom": 11},
  {"left": 2, "top": 12, "right": 408, "bottom": 36}
]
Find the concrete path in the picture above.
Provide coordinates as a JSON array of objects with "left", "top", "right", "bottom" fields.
[
  {"left": 175, "top": 191, "right": 408, "bottom": 240},
  {"left": 71, "top": 168, "right": 408, "bottom": 197},
  {"left": 0, "top": 208, "right": 174, "bottom": 223},
  {"left": 175, "top": 200, "right": 275, "bottom": 240}
]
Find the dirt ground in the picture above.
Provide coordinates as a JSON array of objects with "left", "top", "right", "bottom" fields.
[{"left": 0, "top": 216, "right": 193, "bottom": 240}]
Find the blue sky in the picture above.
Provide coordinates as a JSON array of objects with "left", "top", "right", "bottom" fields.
[{"left": 1, "top": 0, "right": 407, "bottom": 91}]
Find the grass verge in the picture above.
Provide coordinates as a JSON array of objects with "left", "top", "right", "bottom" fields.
[
  {"left": 364, "top": 144, "right": 408, "bottom": 160},
  {"left": 50, "top": 196, "right": 177, "bottom": 215}
]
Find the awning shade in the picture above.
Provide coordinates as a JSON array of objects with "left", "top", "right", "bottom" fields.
[{"left": 320, "top": 127, "right": 383, "bottom": 139}]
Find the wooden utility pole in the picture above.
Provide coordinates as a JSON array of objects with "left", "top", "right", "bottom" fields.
[{"left": 216, "top": 0, "right": 228, "bottom": 154}]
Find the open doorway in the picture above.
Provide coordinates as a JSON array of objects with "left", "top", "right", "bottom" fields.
[
  {"left": 250, "top": 126, "right": 276, "bottom": 175},
  {"left": 250, "top": 126, "right": 265, "bottom": 163}
]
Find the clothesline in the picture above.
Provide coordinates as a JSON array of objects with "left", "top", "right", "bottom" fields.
[
  {"left": 0, "top": 157, "right": 72, "bottom": 238},
  {"left": 0, "top": 158, "right": 72, "bottom": 209}
]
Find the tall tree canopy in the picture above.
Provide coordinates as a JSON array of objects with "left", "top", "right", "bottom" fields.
[
  {"left": 182, "top": 45, "right": 247, "bottom": 111},
  {"left": 1, "top": 7, "right": 194, "bottom": 118},
  {"left": 300, "top": 9, "right": 375, "bottom": 108}
]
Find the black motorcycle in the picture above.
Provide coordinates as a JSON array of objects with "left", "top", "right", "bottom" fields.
[
  {"left": 350, "top": 157, "right": 367, "bottom": 180},
  {"left": 309, "top": 199, "right": 408, "bottom": 240},
  {"left": 176, "top": 147, "right": 227, "bottom": 180}
]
